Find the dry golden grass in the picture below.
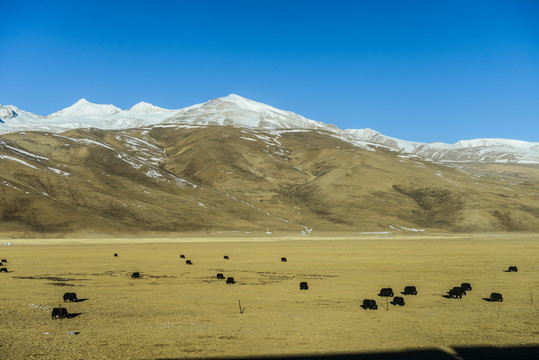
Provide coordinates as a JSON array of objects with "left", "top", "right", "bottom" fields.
[{"left": 0, "top": 234, "right": 538, "bottom": 359}]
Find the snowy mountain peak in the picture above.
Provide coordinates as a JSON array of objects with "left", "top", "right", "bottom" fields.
[
  {"left": 222, "top": 93, "right": 245, "bottom": 101},
  {"left": 166, "top": 94, "right": 335, "bottom": 131},
  {"left": 74, "top": 98, "right": 90, "bottom": 105},
  {"left": 0, "top": 104, "right": 20, "bottom": 120},
  {"left": 215, "top": 94, "right": 288, "bottom": 114},
  {"left": 128, "top": 101, "right": 168, "bottom": 114},
  {"left": 48, "top": 99, "right": 122, "bottom": 118}
]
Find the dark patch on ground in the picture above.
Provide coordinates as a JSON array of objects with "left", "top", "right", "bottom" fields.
[
  {"left": 13, "top": 275, "right": 87, "bottom": 282},
  {"left": 490, "top": 210, "right": 521, "bottom": 230},
  {"left": 392, "top": 184, "right": 463, "bottom": 228},
  {"left": 47, "top": 282, "right": 77, "bottom": 286}
]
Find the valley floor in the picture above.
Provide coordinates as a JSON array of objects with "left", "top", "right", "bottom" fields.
[{"left": 0, "top": 234, "right": 538, "bottom": 359}]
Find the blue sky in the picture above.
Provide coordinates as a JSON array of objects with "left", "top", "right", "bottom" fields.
[{"left": 1, "top": 0, "right": 538, "bottom": 143}]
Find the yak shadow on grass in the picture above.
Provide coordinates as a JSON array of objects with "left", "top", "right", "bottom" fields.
[
  {"left": 482, "top": 297, "right": 493, "bottom": 302},
  {"left": 157, "top": 345, "right": 539, "bottom": 360},
  {"left": 454, "top": 345, "right": 539, "bottom": 359},
  {"left": 75, "top": 298, "right": 89, "bottom": 303}
]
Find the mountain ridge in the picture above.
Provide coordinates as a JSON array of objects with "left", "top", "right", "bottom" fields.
[{"left": 0, "top": 95, "right": 538, "bottom": 164}]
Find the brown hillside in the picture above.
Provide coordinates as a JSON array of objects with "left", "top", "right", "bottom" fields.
[{"left": 1, "top": 126, "right": 538, "bottom": 237}]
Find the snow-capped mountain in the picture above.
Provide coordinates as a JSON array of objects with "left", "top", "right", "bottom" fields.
[
  {"left": 1, "top": 95, "right": 537, "bottom": 164},
  {"left": 47, "top": 98, "right": 121, "bottom": 118},
  {"left": 128, "top": 101, "right": 169, "bottom": 114},
  {"left": 166, "top": 94, "right": 339, "bottom": 131},
  {"left": 347, "top": 128, "right": 539, "bottom": 164},
  {"left": 0, "top": 99, "right": 178, "bottom": 133},
  {"left": 0, "top": 104, "right": 46, "bottom": 124}
]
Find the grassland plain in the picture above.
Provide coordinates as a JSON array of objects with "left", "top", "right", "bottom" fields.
[{"left": 0, "top": 234, "right": 538, "bottom": 359}]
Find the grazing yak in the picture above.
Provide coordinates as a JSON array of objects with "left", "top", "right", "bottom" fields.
[
  {"left": 63, "top": 292, "right": 78, "bottom": 302},
  {"left": 299, "top": 282, "right": 309, "bottom": 290},
  {"left": 114, "top": 253, "right": 118, "bottom": 257},
  {"left": 223, "top": 256, "right": 229, "bottom": 259},
  {"left": 281, "top": 257, "right": 287, "bottom": 262},
  {"left": 226, "top": 277, "right": 235, "bottom": 284},
  {"left": 179, "top": 254, "right": 185, "bottom": 259},
  {"left": 131, "top": 272, "right": 140, "bottom": 278},
  {"left": 508, "top": 266, "right": 518, "bottom": 272},
  {"left": 216, "top": 273, "right": 225, "bottom": 279},
  {"left": 379, "top": 288, "right": 394, "bottom": 297},
  {"left": 392, "top": 296, "right": 405, "bottom": 306},
  {"left": 403, "top": 286, "right": 417, "bottom": 295},
  {"left": 362, "top": 299, "right": 378, "bottom": 310},
  {"left": 0, "top": 268, "right": 7, "bottom": 273},
  {"left": 448, "top": 288, "right": 463, "bottom": 299},
  {"left": 490, "top": 292, "right": 503, "bottom": 302},
  {"left": 452, "top": 286, "right": 466, "bottom": 295},
  {"left": 461, "top": 283, "right": 472, "bottom": 291},
  {"left": 51, "top": 307, "right": 68, "bottom": 319},
  {"left": 1, "top": 259, "right": 6, "bottom": 262},
  {"left": 186, "top": 260, "right": 193, "bottom": 265}
]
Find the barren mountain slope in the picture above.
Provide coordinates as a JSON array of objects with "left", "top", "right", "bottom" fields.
[{"left": 1, "top": 125, "right": 538, "bottom": 237}]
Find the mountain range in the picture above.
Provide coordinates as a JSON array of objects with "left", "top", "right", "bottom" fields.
[
  {"left": 0, "top": 95, "right": 538, "bottom": 237},
  {"left": 2, "top": 94, "right": 538, "bottom": 164}
]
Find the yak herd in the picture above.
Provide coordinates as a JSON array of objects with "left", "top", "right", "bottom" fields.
[
  {"left": 362, "top": 271, "right": 511, "bottom": 310},
  {"left": 0, "top": 252, "right": 519, "bottom": 319}
]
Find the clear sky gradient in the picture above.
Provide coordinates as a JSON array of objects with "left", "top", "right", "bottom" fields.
[{"left": 1, "top": 0, "right": 538, "bottom": 143}]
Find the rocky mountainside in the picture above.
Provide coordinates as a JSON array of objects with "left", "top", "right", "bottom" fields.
[{"left": 0, "top": 95, "right": 538, "bottom": 237}]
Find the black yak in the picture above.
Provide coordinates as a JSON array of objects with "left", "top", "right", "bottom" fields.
[
  {"left": 448, "top": 288, "right": 463, "bottom": 299},
  {"left": 379, "top": 288, "right": 394, "bottom": 297},
  {"left": 392, "top": 296, "right": 405, "bottom": 306},
  {"left": 403, "top": 286, "right": 417, "bottom": 295},
  {"left": 63, "top": 292, "right": 78, "bottom": 302},
  {"left": 51, "top": 307, "right": 68, "bottom": 319},
  {"left": 362, "top": 299, "right": 378, "bottom": 310}
]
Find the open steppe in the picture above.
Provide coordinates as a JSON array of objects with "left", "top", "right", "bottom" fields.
[{"left": 1, "top": 234, "right": 538, "bottom": 359}]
